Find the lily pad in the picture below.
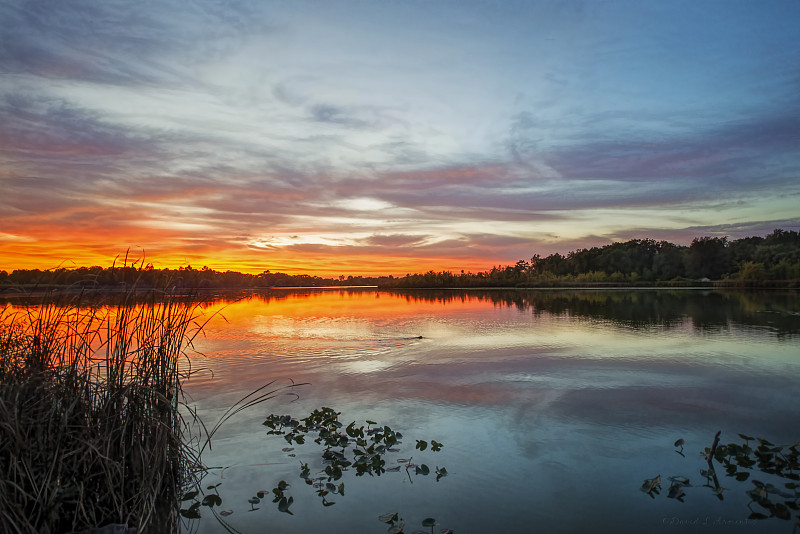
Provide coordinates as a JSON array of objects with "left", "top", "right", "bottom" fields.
[
  {"left": 180, "top": 502, "right": 201, "bottom": 519},
  {"left": 379, "top": 512, "right": 399, "bottom": 523},
  {"left": 422, "top": 518, "right": 438, "bottom": 527},
  {"left": 277, "top": 496, "right": 294, "bottom": 514},
  {"left": 181, "top": 490, "right": 199, "bottom": 501},
  {"left": 201, "top": 494, "right": 222, "bottom": 507},
  {"left": 667, "top": 485, "right": 685, "bottom": 500},
  {"left": 640, "top": 475, "right": 661, "bottom": 493}
]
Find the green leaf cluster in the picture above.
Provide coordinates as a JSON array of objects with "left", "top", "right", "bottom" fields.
[
  {"left": 641, "top": 432, "right": 800, "bottom": 523},
  {"left": 263, "top": 409, "right": 445, "bottom": 511}
]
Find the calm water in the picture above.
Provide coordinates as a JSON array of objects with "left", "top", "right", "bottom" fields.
[{"left": 176, "top": 289, "right": 800, "bottom": 533}]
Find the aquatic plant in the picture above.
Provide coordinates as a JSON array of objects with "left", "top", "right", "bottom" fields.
[
  {"left": 378, "top": 512, "right": 454, "bottom": 534},
  {"left": 707, "top": 433, "right": 800, "bottom": 521},
  {"left": 261, "top": 408, "right": 447, "bottom": 512},
  {"left": 641, "top": 431, "right": 800, "bottom": 526},
  {"left": 0, "top": 287, "right": 205, "bottom": 533}
]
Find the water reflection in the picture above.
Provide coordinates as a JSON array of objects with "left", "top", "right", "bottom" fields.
[
  {"left": 390, "top": 288, "right": 800, "bottom": 336},
  {"left": 169, "top": 289, "right": 800, "bottom": 532},
  {"left": 5, "top": 289, "right": 797, "bottom": 532}
]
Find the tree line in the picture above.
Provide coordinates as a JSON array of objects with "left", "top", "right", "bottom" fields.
[
  {"left": 1, "top": 229, "right": 798, "bottom": 290},
  {"left": 0, "top": 264, "right": 389, "bottom": 290},
  {"left": 383, "top": 229, "right": 800, "bottom": 288}
]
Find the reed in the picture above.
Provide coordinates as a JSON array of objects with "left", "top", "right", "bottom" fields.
[{"left": 0, "top": 287, "right": 206, "bottom": 533}]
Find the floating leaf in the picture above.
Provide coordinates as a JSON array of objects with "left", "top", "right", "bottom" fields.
[
  {"left": 201, "top": 494, "right": 222, "bottom": 508},
  {"left": 180, "top": 507, "right": 201, "bottom": 519},
  {"left": 640, "top": 475, "right": 661, "bottom": 493},
  {"left": 667, "top": 485, "right": 685, "bottom": 500},
  {"left": 180, "top": 502, "right": 202, "bottom": 519},
  {"left": 181, "top": 490, "right": 199, "bottom": 501},
  {"left": 278, "top": 496, "right": 294, "bottom": 514},
  {"left": 379, "top": 512, "right": 399, "bottom": 524},
  {"left": 773, "top": 504, "right": 791, "bottom": 520},
  {"left": 668, "top": 476, "right": 690, "bottom": 485},
  {"left": 388, "top": 523, "right": 405, "bottom": 534},
  {"left": 735, "top": 472, "right": 750, "bottom": 482},
  {"left": 674, "top": 438, "right": 685, "bottom": 448},
  {"left": 219, "top": 510, "right": 233, "bottom": 517},
  {"left": 416, "top": 464, "right": 431, "bottom": 476},
  {"left": 422, "top": 518, "right": 438, "bottom": 527}
]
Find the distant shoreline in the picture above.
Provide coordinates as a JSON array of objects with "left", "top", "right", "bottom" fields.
[{"left": 2, "top": 281, "right": 797, "bottom": 300}]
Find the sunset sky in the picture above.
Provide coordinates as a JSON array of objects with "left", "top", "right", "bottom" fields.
[{"left": 1, "top": 1, "right": 799, "bottom": 276}]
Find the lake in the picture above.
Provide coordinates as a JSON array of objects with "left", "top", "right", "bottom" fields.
[{"left": 178, "top": 289, "right": 798, "bottom": 532}]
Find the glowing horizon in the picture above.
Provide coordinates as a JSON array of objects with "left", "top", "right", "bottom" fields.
[{"left": 2, "top": 1, "right": 799, "bottom": 276}]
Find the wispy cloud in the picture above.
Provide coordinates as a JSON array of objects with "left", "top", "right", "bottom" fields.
[{"left": 1, "top": 0, "right": 798, "bottom": 274}]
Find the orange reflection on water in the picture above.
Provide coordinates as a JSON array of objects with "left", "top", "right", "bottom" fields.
[
  {"left": 192, "top": 289, "right": 499, "bottom": 345},
  {"left": 1, "top": 298, "right": 203, "bottom": 372},
  {"left": 201, "top": 289, "right": 494, "bottom": 320}
]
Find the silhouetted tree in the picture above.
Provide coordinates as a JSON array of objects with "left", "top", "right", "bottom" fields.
[{"left": 685, "top": 236, "right": 731, "bottom": 279}]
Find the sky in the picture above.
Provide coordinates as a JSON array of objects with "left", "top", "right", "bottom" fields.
[{"left": 1, "top": 0, "right": 799, "bottom": 276}]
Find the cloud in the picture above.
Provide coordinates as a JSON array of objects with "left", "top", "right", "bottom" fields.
[
  {"left": 1, "top": 1, "right": 799, "bottom": 274},
  {"left": 364, "top": 234, "right": 428, "bottom": 247},
  {"left": 0, "top": 93, "right": 157, "bottom": 159},
  {"left": 541, "top": 113, "right": 800, "bottom": 185}
]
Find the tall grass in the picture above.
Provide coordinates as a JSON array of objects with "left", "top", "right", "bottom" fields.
[{"left": 0, "top": 288, "right": 205, "bottom": 533}]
